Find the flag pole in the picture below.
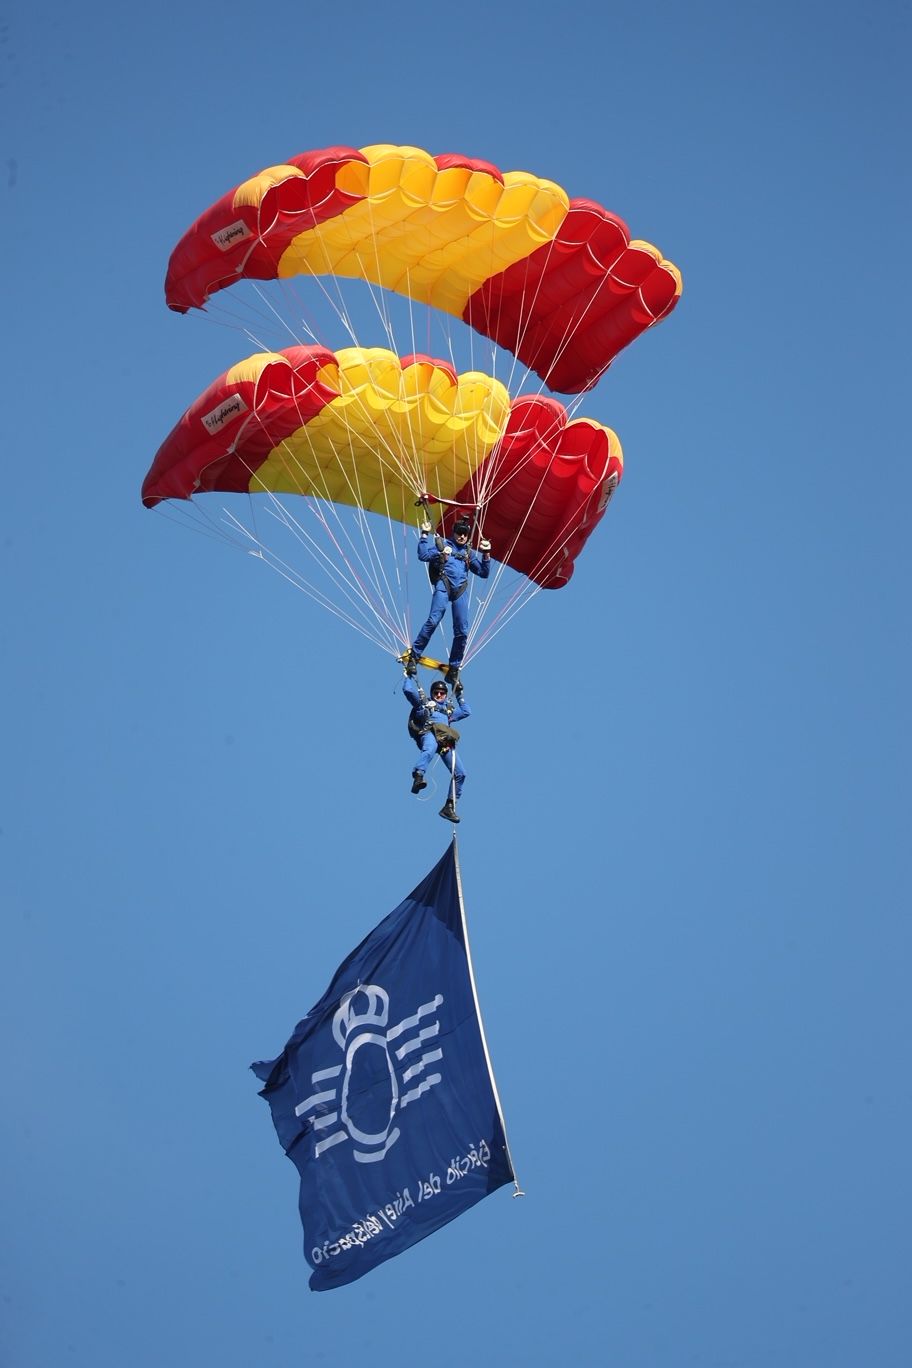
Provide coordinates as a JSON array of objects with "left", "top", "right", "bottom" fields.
[{"left": 451, "top": 833, "right": 525, "bottom": 1197}]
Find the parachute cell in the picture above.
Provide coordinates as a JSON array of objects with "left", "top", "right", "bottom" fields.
[{"left": 165, "top": 144, "right": 681, "bottom": 394}]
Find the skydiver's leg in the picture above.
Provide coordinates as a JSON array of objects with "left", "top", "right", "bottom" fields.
[
  {"left": 442, "top": 748, "right": 465, "bottom": 800},
  {"left": 412, "top": 583, "right": 448, "bottom": 656},
  {"left": 448, "top": 593, "right": 469, "bottom": 667},
  {"left": 411, "top": 732, "right": 436, "bottom": 792},
  {"left": 413, "top": 732, "right": 437, "bottom": 778}
]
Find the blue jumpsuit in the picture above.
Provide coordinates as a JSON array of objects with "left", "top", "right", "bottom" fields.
[
  {"left": 403, "top": 676, "right": 471, "bottom": 798},
  {"left": 411, "top": 534, "right": 490, "bottom": 669}
]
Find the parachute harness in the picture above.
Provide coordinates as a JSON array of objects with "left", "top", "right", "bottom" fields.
[
  {"left": 408, "top": 687, "right": 459, "bottom": 753},
  {"left": 428, "top": 535, "right": 471, "bottom": 603}
]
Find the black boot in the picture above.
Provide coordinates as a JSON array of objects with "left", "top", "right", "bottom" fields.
[
  {"left": 404, "top": 649, "right": 418, "bottom": 677},
  {"left": 439, "top": 798, "right": 460, "bottom": 823},
  {"left": 411, "top": 769, "right": 427, "bottom": 794}
]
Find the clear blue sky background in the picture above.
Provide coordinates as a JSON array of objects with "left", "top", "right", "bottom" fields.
[{"left": 3, "top": 2, "right": 910, "bottom": 1365}]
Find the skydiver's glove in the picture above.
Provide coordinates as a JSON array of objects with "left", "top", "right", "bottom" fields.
[
  {"left": 454, "top": 680, "right": 464, "bottom": 698},
  {"left": 442, "top": 545, "right": 452, "bottom": 556},
  {"left": 420, "top": 520, "right": 432, "bottom": 534},
  {"left": 479, "top": 538, "right": 491, "bottom": 553}
]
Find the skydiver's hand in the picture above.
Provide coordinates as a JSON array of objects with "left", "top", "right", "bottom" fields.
[
  {"left": 479, "top": 538, "right": 491, "bottom": 554},
  {"left": 454, "top": 681, "right": 464, "bottom": 698},
  {"left": 442, "top": 545, "right": 452, "bottom": 556},
  {"left": 420, "top": 520, "right": 432, "bottom": 534}
]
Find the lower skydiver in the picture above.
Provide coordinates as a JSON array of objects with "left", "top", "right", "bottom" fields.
[{"left": 403, "top": 674, "right": 470, "bottom": 823}]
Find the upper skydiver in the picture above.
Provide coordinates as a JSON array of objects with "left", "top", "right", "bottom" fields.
[{"left": 404, "top": 515, "right": 492, "bottom": 686}]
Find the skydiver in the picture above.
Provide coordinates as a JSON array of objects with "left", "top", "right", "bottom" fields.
[
  {"left": 403, "top": 674, "right": 471, "bottom": 823},
  {"left": 403, "top": 515, "right": 491, "bottom": 687}
]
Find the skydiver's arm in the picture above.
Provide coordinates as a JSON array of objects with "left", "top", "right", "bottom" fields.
[
  {"left": 403, "top": 676, "right": 424, "bottom": 707},
  {"left": 451, "top": 699, "right": 471, "bottom": 723},
  {"left": 469, "top": 549, "right": 491, "bottom": 579},
  {"left": 416, "top": 537, "right": 439, "bottom": 564}
]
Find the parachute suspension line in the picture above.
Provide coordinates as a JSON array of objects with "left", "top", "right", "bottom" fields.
[
  {"left": 295, "top": 265, "right": 362, "bottom": 351},
  {"left": 256, "top": 491, "right": 404, "bottom": 649},
  {"left": 468, "top": 574, "right": 544, "bottom": 659},
  {"left": 242, "top": 280, "right": 324, "bottom": 352},
  {"left": 165, "top": 477, "right": 391, "bottom": 651},
  {"left": 463, "top": 563, "right": 539, "bottom": 665},
  {"left": 472, "top": 445, "right": 553, "bottom": 626},
  {"left": 185, "top": 291, "right": 302, "bottom": 354},
  {"left": 451, "top": 235, "right": 618, "bottom": 659},
  {"left": 286, "top": 211, "right": 435, "bottom": 499},
  {"left": 388, "top": 270, "right": 440, "bottom": 503},
  {"left": 334, "top": 447, "right": 416, "bottom": 652},
  {"left": 150, "top": 490, "right": 264, "bottom": 553},
  {"left": 219, "top": 506, "right": 400, "bottom": 651},
  {"left": 362, "top": 286, "right": 432, "bottom": 651},
  {"left": 537, "top": 265, "right": 617, "bottom": 394},
  {"left": 470, "top": 473, "right": 607, "bottom": 660},
  {"left": 463, "top": 435, "right": 583, "bottom": 663},
  {"left": 289, "top": 240, "right": 498, "bottom": 542},
  {"left": 403, "top": 266, "right": 421, "bottom": 370},
  {"left": 270, "top": 331, "right": 426, "bottom": 501},
  {"left": 231, "top": 442, "right": 407, "bottom": 653},
  {"left": 273, "top": 274, "right": 341, "bottom": 351},
  {"left": 244, "top": 360, "right": 434, "bottom": 651},
  {"left": 320, "top": 187, "right": 406, "bottom": 364},
  {"left": 228, "top": 392, "right": 411, "bottom": 651},
  {"left": 152, "top": 489, "right": 388, "bottom": 649},
  {"left": 372, "top": 271, "right": 555, "bottom": 668},
  {"left": 316, "top": 451, "right": 410, "bottom": 650},
  {"left": 263, "top": 230, "right": 441, "bottom": 654},
  {"left": 294, "top": 221, "right": 380, "bottom": 351},
  {"left": 262, "top": 219, "right": 397, "bottom": 361},
  {"left": 439, "top": 223, "right": 535, "bottom": 520},
  {"left": 503, "top": 245, "right": 557, "bottom": 397},
  {"left": 258, "top": 435, "right": 409, "bottom": 653}
]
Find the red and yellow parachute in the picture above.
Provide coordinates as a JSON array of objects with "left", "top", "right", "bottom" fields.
[
  {"left": 165, "top": 143, "right": 681, "bottom": 395},
  {"left": 143, "top": 345, "right": 622, "bottom": 589},
  {"left": 147, "top": 140, "right": 680, "bottom": 663}
]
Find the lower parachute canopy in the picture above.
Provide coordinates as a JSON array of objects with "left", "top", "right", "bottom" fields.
[{"left": 142, "top": 345, "right": 622, "bottom": 589}]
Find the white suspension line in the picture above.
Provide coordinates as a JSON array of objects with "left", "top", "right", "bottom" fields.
[{"left": 222, "top": 505, "right": 403, "bottom": 652}]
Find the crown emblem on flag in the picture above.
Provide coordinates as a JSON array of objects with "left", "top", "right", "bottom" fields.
[{"left": 295, "top": 984, "right": 446, "bottom": 1164}]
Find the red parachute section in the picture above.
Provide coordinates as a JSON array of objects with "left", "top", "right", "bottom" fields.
[
  {"left": 464, "top": 199, "right": 680, "bottom": 394},
  {"left": 444, "top": 400, "right": 621, "bottom": 587}
]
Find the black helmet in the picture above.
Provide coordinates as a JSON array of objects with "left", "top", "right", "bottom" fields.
[
  {"left": 430, "top": 679, "right": 447, "bottom": 695},
  {"left": 452, "top": 517, "right": 472, "bottom": 537}
]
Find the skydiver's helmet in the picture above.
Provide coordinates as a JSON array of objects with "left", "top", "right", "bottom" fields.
[
  {"left": 452, "top": 516, "right": 472, "bottom": 539},
  {"left": 430, "top": 681, "right": 448, "bottom": 700}
]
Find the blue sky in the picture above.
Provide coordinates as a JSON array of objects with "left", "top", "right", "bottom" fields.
[{"left": 3, "top": 2, "right": 910, "bottom": 1365}]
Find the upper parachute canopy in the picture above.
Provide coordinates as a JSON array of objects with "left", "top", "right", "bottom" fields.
[
  {"left": 142, "top": 345, "right": 622, "bottom": 588},
  {"left": 165, "top": 143, "right": 682, "bottom": 395}
]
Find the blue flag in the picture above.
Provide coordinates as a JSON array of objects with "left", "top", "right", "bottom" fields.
[{"left": 251, "top": 842, "right": 516, "bottom": 1290}]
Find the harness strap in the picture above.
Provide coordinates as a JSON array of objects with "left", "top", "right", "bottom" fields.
[
  {"left": 409, "top": 693, "right": 453, "bottom": 742},
  {"left": 432, "top": 536, "right": 471, "bottom": 601}
]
